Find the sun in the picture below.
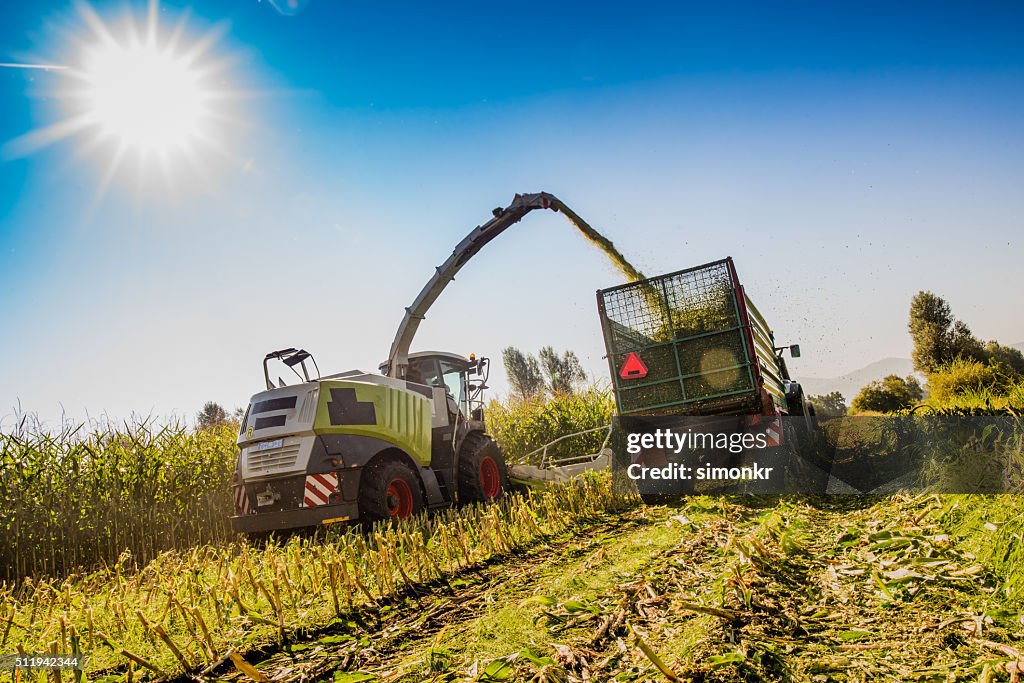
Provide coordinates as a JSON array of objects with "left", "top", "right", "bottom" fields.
[
  {"left": 64, "top": 0, "right": 229, "bottom": 168},
  {"left": 80, "top": 38, "right": 209, "bottom": 153},
  {"left": 2, "top": 1, "right": 239, "bottom": 195}
]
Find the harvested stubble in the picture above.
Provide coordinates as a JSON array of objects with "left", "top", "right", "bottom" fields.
[
  {"left": 496, "top": 495, "right": 1024, "bottom": 682},
  {"left": 0, "top": 473, "right": 633, "bottom": 679}
]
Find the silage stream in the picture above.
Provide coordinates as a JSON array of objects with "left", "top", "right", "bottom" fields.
[{"left": 556, "top": 202, "right": 645, "bottom": 283}]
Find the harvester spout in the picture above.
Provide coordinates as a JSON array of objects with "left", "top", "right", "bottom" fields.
[{"left": 385, "top": 192, "right": 561, "bottom": 378}]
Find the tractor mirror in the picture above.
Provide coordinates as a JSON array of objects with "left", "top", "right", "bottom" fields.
[{"left": 790, "top": 344, "right": 801, "bottom": 358}]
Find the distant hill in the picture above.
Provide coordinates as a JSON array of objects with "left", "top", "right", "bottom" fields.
[{"left": 800, "top": 357, "right": 918, "bottom": 401}]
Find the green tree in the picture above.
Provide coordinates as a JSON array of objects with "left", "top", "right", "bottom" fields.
[
  {"left": 908, "top": 291, "right": 985, "bottom": 373},
  {"left": 950, "top": 320, "right": 986, "bottom": 362},
  {"left": 197, "top": 401, "right": 230, "bottom": 430},
  {"left": 984, "top": 341, "right": 1024, "bottom": 376},
  {"left": 502, "top": 347, "right": 546, "bottom": 400},
  {"left": 808, "top": 391, "right": 847, "bottom": 417},
  {"left": 538, "top": 346, "right": 587, "bottom": 394},
  {"left": 851, "top": 375, "right": 924, "bottom": 414},
  {"left": 909, "top": 291, "right": 954, "bottom": 374}
]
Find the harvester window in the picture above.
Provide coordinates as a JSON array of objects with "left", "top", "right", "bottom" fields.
[
  {"left": 439, "top": 362, "right": 466, "bottom": 410},
  {"left": 407, "top": 358, "right": 442, "bottom": 388}
]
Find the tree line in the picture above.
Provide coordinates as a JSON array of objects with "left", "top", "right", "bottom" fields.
[{"left": 502, "top": 346, "right": 588, "bottom": 399}]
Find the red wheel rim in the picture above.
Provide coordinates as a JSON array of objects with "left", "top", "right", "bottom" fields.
[
  {"left": 480, "top": 456, "right": 501, "bottom": 499},
  {"left": 385, "top": 478, "right": 414, "bottom": 518}
]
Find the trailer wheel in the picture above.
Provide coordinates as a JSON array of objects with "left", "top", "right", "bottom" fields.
[
  {"left": 359, "top": 458, "right": 424, "bottom": 522},
  {"left": 458, "top": 432, "right": 508, "bottom": 503},
  {"left": 786, "top": 386, "right": 806, "bottom": 417}
]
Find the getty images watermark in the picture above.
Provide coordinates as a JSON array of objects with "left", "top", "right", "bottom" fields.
[{"left": 625, "top": 427, "right": 775, "bottom": 482}]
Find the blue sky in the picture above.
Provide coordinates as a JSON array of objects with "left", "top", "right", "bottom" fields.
[{"left": 1, "top": 0, "right": 1023, "bottom": 424}]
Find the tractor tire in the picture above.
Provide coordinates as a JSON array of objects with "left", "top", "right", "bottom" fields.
[
  {"left": 457, "top": 432, "right": 508, "bottom": 504},
  {"left": 358, "top": 458, "right": 424, "bottom": 522}
]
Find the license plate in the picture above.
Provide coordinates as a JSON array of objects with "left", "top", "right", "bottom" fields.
[
  {"left": 256, "top": 438, "right": 284, "bottom": 452},
  {"left": 256, "top": 491, "right": 275, "bottom": 507}
]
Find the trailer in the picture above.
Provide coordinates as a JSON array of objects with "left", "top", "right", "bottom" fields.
[
  {"left": 597, "top": 256, "right": 808, "bottom": 420},
  {"left": 593, "top": 257, "right": 821, "bottom": 499}
]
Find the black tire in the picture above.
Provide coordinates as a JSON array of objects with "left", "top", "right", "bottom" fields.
[
  {"left": 786, "top": 386, "right": 806, "bottom": 417},
  {"left": 359, "top": 457, "right": 424, "bottom": 522},
  {"left": 457, "top": 432, "right": 508, "bottom": 504}
]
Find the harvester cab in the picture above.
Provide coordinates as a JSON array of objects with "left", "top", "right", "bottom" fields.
[{"left": 381, "top": 351, "right": 491, "bottom": 427}]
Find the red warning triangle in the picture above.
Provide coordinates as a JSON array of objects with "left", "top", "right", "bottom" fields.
[{"left": 618, "top": 352, "right": 648, "bottom": 380}]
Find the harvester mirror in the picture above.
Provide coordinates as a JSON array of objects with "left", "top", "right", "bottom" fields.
[{"left": 790, "top": 344, "right": 801, "bottom": 358}]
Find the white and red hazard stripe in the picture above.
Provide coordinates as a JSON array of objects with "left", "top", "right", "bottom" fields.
[
  {"left": 764, "top": 417, "right": 783, "bottom": 447},
  {"left": 233, "top": 484, "right": 252, "bottom": 515},
  {"left": 304, "top": 472, "right": 339, "bottom": 508}
]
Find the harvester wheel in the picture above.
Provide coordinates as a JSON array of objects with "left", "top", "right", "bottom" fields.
[
  {"left": 458, "top": 432, "right": 508, "bottom": 503},
  {"left": 359, "top": 458, "right": 424, "bottom": 522}
]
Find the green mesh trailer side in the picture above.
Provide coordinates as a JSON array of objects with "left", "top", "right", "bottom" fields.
[{"left": 597, "top": 257, "right": 772, "bottom": 416}]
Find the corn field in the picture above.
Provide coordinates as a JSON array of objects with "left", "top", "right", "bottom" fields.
[
  {"left": 0, "top": 418, "right": 238, "bottom": 582},
  {"left": 486, "top": 386, "right": 615, "bottom": 465},
  {"left": 0, "top": 474, "right": 632, "bottom": 679},
  {"left": 0, "top": 387, "right": 616, "bottom": 584}
]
